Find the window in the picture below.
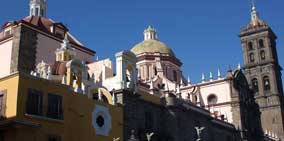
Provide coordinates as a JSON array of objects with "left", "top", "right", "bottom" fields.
[
  {"left": 263, "top": 76, "right": 271, "bottom": 91},
  {"left": 55, "top": 32, "right": 64, "bottom": 38},
  {"left": 259, "top": 39, "right": 264, "bottom": 48},
  {"left": 96, "top": 115, "right": 105, "bottom": 127},
  {"left": 249, "top": 53, "right": 255, "bottom": 62},
  {"left": 207, "top": 95, "right": 217, "bottom": 105},
  {"left": 92, "top": 92, "right": 108, "bottom": 103},
  {"left": 248, "top": 42, "right": 253, "bottom": 50},
  {"left": 126, "top": 65, "right": 133, "bottom": 83},
  {"left": 3, "top": 26, "right": 12, "bottom": 37},
  {"left": 48, "top": 135, "right": 62, "bottom": 141},
  {"left": 0, "top": 131, "right": 4, "bottom": 141},
  {"left": 35, "top": 8, "right": 39, "bottom": 16},
  {"left": 251, "top": 78, "right": 259, "bottom": 94},
  {"left": 0, "top": 92, "right": 5, "bottom": 117},
  {"left": 53, "top": 26, "right": 65, "bottom": 38},
  {"left": 31, "top": 8, "right": 34, "bottom": 15},
  {"left": 154, "top": 67, "right": 158, "bottom": 75},
  {"left": 4, "top": 30, "right": 11, "bottom": 37},
  {"left": 272, "top": 117, "right": 276, "bottom": 124},
  {"left": 26, "top": 89, "right": 43, "bottom": 115},
  {"left": 193, "top": 95, "right": 198, "bottom": 104},
  {"left": 47, "top": 94, "right": 63, "bottom": 120},
  {"left": 40, "top": 9, "right": 44, "bottom": 16},
  {"left": 260, "top": 50, "right": 265, "bottom": 60},
  {"left": 0, "top": 92, "right": 6, "bottom": 118},
  {"left": 173, "top": 70, "right": 177, "bottom": 82},
  {"left": 93, "top": 92, "right": 99, "bottom": 100}
]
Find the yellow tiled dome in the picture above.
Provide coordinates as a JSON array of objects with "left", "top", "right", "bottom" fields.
[{"left": 131, "top": 39, "right": 175, "bottom": 57}]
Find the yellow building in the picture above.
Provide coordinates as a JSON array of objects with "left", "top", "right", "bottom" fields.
[
  {"left": 0, "top": 0, "right": 268, "bottom": 141},
  {"left": 0, "top": 72, "right": 123, "bottom": 141}
]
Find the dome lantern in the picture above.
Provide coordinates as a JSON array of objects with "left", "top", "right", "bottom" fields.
[
  {"left": 131, "top": 26, "right": 176, "bottom": 57},
  {"left": 30, "top": 0, "right": 47, "bottom": 17},
  {"left": 144, "top": 25, "right": 158, "bottom": 41}
]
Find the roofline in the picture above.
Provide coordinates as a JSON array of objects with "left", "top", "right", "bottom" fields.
[
  {"left": 180, "top": 77, "right": 233, "bottom": 90},
  {"left": 17, "top": 20, "right": 96, "bottom": 55}
]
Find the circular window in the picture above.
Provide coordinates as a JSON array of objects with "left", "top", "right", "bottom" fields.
[
  {"left": 92, "top": 105, "right": 112, "bottom": 136},
  {"left": 96, "top": 115, "right": 105, "bottom": 127}
]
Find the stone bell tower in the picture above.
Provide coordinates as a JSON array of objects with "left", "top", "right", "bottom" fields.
[{"left": 239, "top": 2, "right": 284, "bottom": 139}]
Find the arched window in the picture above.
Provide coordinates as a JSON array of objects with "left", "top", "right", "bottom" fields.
[
  {"left": 92, "top": 91, "right": 108, "bottom": 103},
  {"left": 259, "top": 39, "right": 264, "bottom": 48},
  {"left": 207, "top": 94, "right": 218, "bottom": 105},
  {"left": 249, "top": 53, "right": 255, "bottom": 62},
  {"left": 40, "top": 9, "right": 44, "bottom": 16},
  {"left": 248, "top": 42, "right": 253, "bottom": 50},
  {"left": 173, "top": 70, "right": 177, "bottom": 82},
  {"left": 31, "top": 8, "right": 34, "bottom": 15},
  {"left": 126, "top": 65, "right": 133, "bottom": 82},
  {"left": 35, "top": 8, "right": 39, "bottom": 16},
  {"left": 263, "top": 76, "right": 271, "bottom": 91},
  {"left": 192, "top": 94, "right": 198, "bottom": 104},
  {"left": 251, "top": 78, "right": 259, "bottom": 94},
  {"left": 260, "top": 50, "right": 266, "bottom": 60}
]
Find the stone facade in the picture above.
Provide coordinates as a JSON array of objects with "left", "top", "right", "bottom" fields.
[
  {"left": 115, "top": 89, "right": 241, "bottom": 141},
  {"left": 10, "top": 25, "right": 38, "bottom": 74}
]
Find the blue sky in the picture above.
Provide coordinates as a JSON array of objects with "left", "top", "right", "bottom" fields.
[{"left": 0, "top": 0, "right": 283, "bottom": 84}]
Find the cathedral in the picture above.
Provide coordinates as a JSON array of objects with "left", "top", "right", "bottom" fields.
[{"left": 0, "top": 0, "right": 282, "bottom": 141}]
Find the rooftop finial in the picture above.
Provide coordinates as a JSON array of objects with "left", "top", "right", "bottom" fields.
[
  {"left": 209, "top": 72, "right": 213, "bottom": 82},
  {"left": 237, "top": 63, "right": 242, "bottom": 70},
  {"left": 201, "top": 73, "right": 206, "bottom": 83},
  {"left": 217, "top": 68, "right": 222, "bottom": 80},
  {"left": 144, "top": 25, "right": 158, "bottom": 41},
  {"left": 180, "top": 79, "right": 184, "bottom": 87},
  {"left": 30, "top": 0, "right": 47, "bottom": 17},
  {"left": 187, "top": 76, "right": 192, "bottom": 86}
]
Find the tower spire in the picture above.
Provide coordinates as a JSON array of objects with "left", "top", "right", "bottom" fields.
[
  {"left": 251, "top": 0, "right": 258, "bottom": 21},
  {"left": 30, "top": 0, "right": 47, "bottom": 17},
  {"left": 249, "top": 0, "right": 265, "bottom": 27}
]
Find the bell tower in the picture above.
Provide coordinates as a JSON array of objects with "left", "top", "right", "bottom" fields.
[
  {"left": 29, "top": 0, "right": 47, "bottom": 17},
  {"left": 239, "top": 3, "right": 284, "bottom": 139}
]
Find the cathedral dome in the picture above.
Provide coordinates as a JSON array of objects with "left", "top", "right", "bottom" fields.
[
  {"left": 131, "top": 26, "right": 175, "bottom": 57},
  {"left": 131, "top": 39, "right": 175, "bottom": 57}
]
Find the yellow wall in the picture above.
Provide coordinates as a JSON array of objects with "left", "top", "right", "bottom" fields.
[
  {"left": 1, "top": 73, "right": 123, "bottom": 141},
  {"left": 0, "top": 74, "right": 19, "bottom": 119}
]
